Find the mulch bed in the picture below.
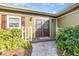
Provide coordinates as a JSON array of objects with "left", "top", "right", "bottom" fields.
[{"left": 0, "top": 46, "right": 32, "bottom": 56}]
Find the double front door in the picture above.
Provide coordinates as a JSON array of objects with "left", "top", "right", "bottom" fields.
[{"left": 36, "top": 19, "right": 50, "bottom": 37}]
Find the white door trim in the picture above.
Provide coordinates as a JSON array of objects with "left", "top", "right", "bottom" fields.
[{"left": 49, "top": 19, "right": 51, "bottom": 37}]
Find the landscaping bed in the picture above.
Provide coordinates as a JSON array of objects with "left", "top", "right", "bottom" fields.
[
  {"left": 0, "top": 47, "right": 32, "bottom": 56},
  {"left": 0, "top": 29, "right": 32, "bottom": 56},
  {"left": 56, "top": 25, "right": 79, "bottom": 56}
]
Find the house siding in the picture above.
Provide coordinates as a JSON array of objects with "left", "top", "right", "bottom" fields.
[
  {"left": 58, "top": 9, "right": 79, "bottom": 28},
  {"left": 25, "top": 16, "right": 35, "bottom": 39},
  {"left": 0, "top": 11, "right": 55, "bottom": 39},
  {"left": 51, "top": 19, "right": 56, "bottom": 38},
  {"left": 0, "top": 14, "right": 1, "bottom": 29}
]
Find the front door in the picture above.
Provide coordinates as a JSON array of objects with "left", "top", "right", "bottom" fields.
[
  {"left": 36, "top": 20, "right": 42, "bottom": 37},
  {"left": 43, "top": 20, "right": 50, "bottom": 37},
  {"left": 36, "top": 19, "right": 50, "bottom": 37}
]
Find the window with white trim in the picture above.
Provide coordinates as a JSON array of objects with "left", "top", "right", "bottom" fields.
[{"left": 7, "top": 16, "right": 21, "bottom": 28}]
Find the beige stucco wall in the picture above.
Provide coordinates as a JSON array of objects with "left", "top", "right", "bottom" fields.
[
  {"left": 0, "top": 14, "right": 1, "bottom": 29},
  {"left": 0, "top": 12, "right": 36, "bottom": 39},
  {"left": 25, "top": 16, "right": 35, "bottom": 39},
  {"left": 58, "top": 10, "right": 79, "bottom": 28},
  {"left": 51, "top": 19, "right": 56, "bottom": 38}
]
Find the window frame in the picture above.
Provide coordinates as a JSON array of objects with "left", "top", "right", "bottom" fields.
[{"left": 7, "top": 16, "right": 21, "bottom": 29}]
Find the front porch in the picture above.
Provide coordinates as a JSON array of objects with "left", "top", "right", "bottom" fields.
[{"left": 21, "top": 18, "right": 56, "bottom": 42}]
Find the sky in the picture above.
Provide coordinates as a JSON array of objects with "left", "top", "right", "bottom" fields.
[{"left": 0, "top": 3, "right": 73, "bottom": 14}]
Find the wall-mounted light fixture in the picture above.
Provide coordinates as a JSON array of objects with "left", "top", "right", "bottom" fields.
[{"left": 30, "top": 17, "right": 32, "bottom": 22}]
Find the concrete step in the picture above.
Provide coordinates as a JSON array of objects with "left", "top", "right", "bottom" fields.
[{"left": 32, "top": 37, "right": 56, "bottom": 43}]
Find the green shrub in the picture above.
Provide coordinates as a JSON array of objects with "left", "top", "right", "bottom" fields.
[
  {"left": 23, "top": 40, "right": 31, "bottom": 49},
  {"left": 0, "top": 39, "right": 5, "bottom": 50},
  {"left": 10, "top": 29, "right": 21, "bottom": 38},
  {"left": 5, "top": 38, "right": 17, "bottom": 50},
  {"left": 56, "top": 25, "right": 79, "bottom": 56},
  {"left": 0, "top": 29, "right": 31, "bottom": 51}
]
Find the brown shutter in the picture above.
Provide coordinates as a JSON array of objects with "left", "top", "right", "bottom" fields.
[
  {"left": 21, "top": 16, "right": 25, "bottom": 27},
  {"left": 1, "top": 15, "right": 7, "bottom": 29}
]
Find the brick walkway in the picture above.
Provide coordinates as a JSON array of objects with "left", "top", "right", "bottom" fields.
[{"left": 31, "top": 41, "right": 58, "bottom": 56}]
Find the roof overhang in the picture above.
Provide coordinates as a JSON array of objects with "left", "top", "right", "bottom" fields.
[
  {"left": 0, "top": 3, "right": 79, "bottom": 18},
  {"left": 0, "top": 5, "right": 55, "bottom": 17},
  {"left": 56, "top": 3, "right": 79, "bottom": 17}
]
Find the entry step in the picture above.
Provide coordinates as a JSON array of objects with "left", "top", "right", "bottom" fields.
[{"left": 32, "top": 37, "right": 55, "bottom": 43}]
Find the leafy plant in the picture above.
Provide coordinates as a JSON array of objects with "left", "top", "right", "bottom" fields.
[
  {"left": 23, "top": 40, "right": 31, "bottom": 49},
  {"left": 0, "top": 38, "right": 5, "bottom": 50},
  {"left": 10, "top": 29, "right": 21, "bottom": 38},
  {"left": 5, "top": 38, "right": 17, "bottom": 50},
  {"left": 0, "top": 29, "right": 31, "bottom": 51},
  {"left": 56, "top": 25, "right": 79, "bottom": 56}
]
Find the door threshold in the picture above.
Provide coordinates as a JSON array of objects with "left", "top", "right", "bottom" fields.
[
  {"left": 32, "top": 38, "right": 55, "bottom": 43},
  {"left": 39, "top": 37, "right": 51, "bottom": 39}
]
